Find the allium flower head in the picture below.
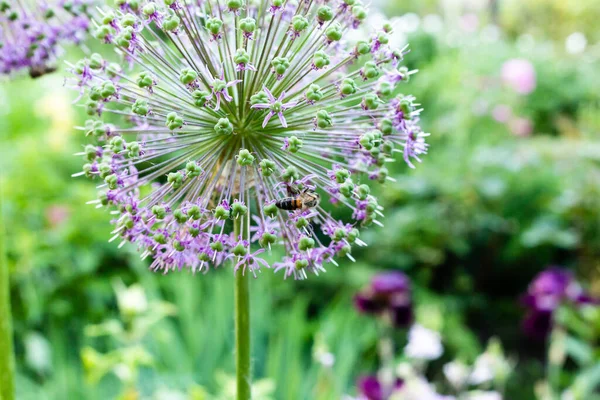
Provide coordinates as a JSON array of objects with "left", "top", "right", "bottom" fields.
[
  {"left": 0, "top": 0, "right": 92, "bottom": 77},
  {"left": 68, "top": 0, "right": 428, "bottom": 279}
]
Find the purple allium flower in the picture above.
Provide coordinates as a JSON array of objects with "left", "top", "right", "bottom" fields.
[
  {"left": 0, "top": 0, "right": 92, "bottom": 78},
  {"left": 354, "top": 272, "right": 413, "bottom": 327},
  {"left": 521, "top": 267, "right": 598, "bottom": 338},
  {"left": 357, "top": 375, "right": 403, "bottom": 400},
  {"left": 67, "top": 0, "right": 429, "bottom": 279}
]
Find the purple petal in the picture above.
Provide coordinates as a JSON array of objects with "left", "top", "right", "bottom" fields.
[
  {"left": 264, "top": 86, "right": 276, "bottom": 102},
  {"left": 262, "top": 111, "right": 274, "bottom": 128},
  {"left": 278, "top": 112, "right": 288, "bottom": 127}
]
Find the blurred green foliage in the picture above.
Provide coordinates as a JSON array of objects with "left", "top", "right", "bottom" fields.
[{"left": 2, "top": 0, "right": 600, "bottom": 398}]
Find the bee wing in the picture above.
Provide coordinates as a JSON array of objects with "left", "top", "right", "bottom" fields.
[{"left": 286, "top": 184, "right": 299, "bottom": 196}]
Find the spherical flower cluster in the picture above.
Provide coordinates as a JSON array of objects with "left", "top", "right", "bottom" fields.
[
  {"left": 68, "top": 0, "right": 428, "bottom": 279},
  {"left": 522, "top": 267, "right": 597, "bottom": 339},
  {"left": 0, "top": 0, "right": 92, "bottom": 77},
  {"left": 354, "top": 271, "right": 413, "bottom": 327}
]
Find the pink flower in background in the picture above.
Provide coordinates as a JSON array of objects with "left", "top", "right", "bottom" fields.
[
  {"left": 501, "top": 59, "right": 536, "bottom": 95},
  {"left": 491, "top": 105, "right": 512, "bottom": 123},
  {"left": 459, "top": 14, "right": 479, "bottom": 33},
  {"left": 46, "top": 205, "right": 70, "bottom": 228},
  {"left": 509, "top": 118, "right": 533, "bottom": 137}
]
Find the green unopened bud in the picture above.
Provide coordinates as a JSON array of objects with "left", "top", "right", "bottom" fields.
[
  {"left": 173, "top": 240, "right": 185, "bottom": 251},
  {"left": 102, "top": 12, "right": 115, "bottom": 25},
  {"left": 383, "top": 22, "right": 393, "bottom": 33},
  {"left": 121, "top": 14, "right": 137, "bottom": 27},
  {"left": 100, "top": 81, "right": 116, "bottom": 98},
  {"left": 82, "top": 163, "right": 93, "bottom": 178},
  {"left": 85, "top": 100, "right": 98, "bottom": 115},
  {"left": 85, "top": 120, "right": 106, "bottom": 137},
  {"left": 352, "top": 6, "right": 367, "bottom": 22},
  {"left": 340, "top": 77, "right": 358, "bottom": 96},
  {"left": 192, "top": 90, "right": 210, "bottom": 107},
  {"left": 378, "top": 118, "right": 393, "bottom": 135},
  {"left": 167, "top": 171, "right": 184, "bottom": 188},
  {"left": 198, "top": 251, "right": 210, "bottom": 261},
  {"left": 399, "top": 99, "right": 413, "bottom": 119},
  {"left": 295, "top": 259, "right": 309, "bottom": 270},
  {"left": 173, "top": 208, "right": 188, "bottom": 223},
  {"left": 316, "top": 110, "right": 332, "bottom": 129},
  {"left": 214, "top": 205, "right": 230, "bottom": 220},
  {"left": 378, "top": 82, "right": 393, "bottom": 99},
  {"left": 210, "top": 240, "right": 224, "bottom": 252},
  {"left": 162, "top": 12, "right": 180, "bottom": 31},
  {"left": 339, "top": 180, "right": 355, "bottom": 197},
  {"left": 186, "top": 161, "right": 202, "bottom": 177},
  {"left": 377, "top": 166, "right": 388, "bottom": 183},
  {"left": 333, "top": 228, "right": 346, "bottom": 241},
  {"left": 233, "top": 48, "right": 250, "bottom": 65},
  {"left": 89, "top": 86, "right": 102, "bottom": 101},
  {"left": 366, "top": 197, "right": 378, "bottom": 213},
  {"left": 355, "top": 40, "right": 370, "bottom": 55},
  {"left": 362, "top": 61, "right": 380, "bottom": 80},
  {"left": 236, "top": 149, "right": 255, "bottom": 166},
  {"left": 295, "top": 217, "right": 308, "bottom": 229},
  {"left": 179, "top": 67, "right": 198, "bottom": 85},
  {"left": 286, "top": 136, "right": 302, "bottom": 153},
  {"left": 363, "top": 93, "right": 381, "bottom": 110},
  {"left": 232, "top": 242, "right": 248, "bottom": 257},
  {"left": 298, "top": 236, "right": 315, "bottom": 251},
  {"left": 240, "top": 17, "right": 256, "bottom": 33},
  {"left": 107, "top": 63, "right": 121, "bottom": 78},
  {"left": 291, "top": 15, "right": 308, "bottom": 33},
  {"left": 85, "top": 145, "right": 98, "bottom": 161},
  {"left": 227, "top": 0, "right": 243, "bottom": 11},
  {"left": 305, "top": 84, "right": 323, "bottom": 103},
  {"left": 250, "top": 91, "right": 268, "bottom": 105},
  {"left": 89, "top": 53, "right": 104, "bottom": 70},
  {"left": 282, "top": 166, "right": 299, "bottom": 181},
  {"left": 359, "top": 132, "right": 374, "bottom": 150},
  {"left": 143, "top": 2, "right": 156, "bottom": 16},
  {"left": 382, "top": 140, "right": 394, "bottom": 154},
  {"left": 259, "top": 232, "right": 277, "bottom": 247},
  {"left": 231, "top": 202, "right": 248, "bottom": 218},
  {"left": 334, "top": 168, "right": 350, "bottom": 184},
  {"left": 214, "top": 118, "right": 233, "bottom": 135},
  {"left": 317, "top": 5, "right": 333, "bottom": 22},
  {"left": 357, "top": 184, "right": 370, "bottom": 200},
  {"left": 338, "top": 244, "right": 352, "bottom": 257},
  {"left": 109, "top": 136, "right": 125, "bottom": 153},
  {"left": 325, "top": 23, "right": 342, "bottom": 42},
  {"left": 132, "top": 99, "right": 149, "bottom": 116},
  {"left": 271, "top": 57, "right": 290, "bottom": 76},
  {"left": 206, "top": 17, "right": 223, "bottom": 35},
  {"left": 264, "top": 203, "right": 278, "bottom": 218},
  {"left": 126, "top": 141, "right": 140, "bottom": 158},
  {"left": 98, "top": 163, "right": 112, "bottom": 179},
  {"left": 347, "top": 228, "right": 359, "bottom": 243},
  {"left": 153, "top": 232, "right": 167, "bottom": 244},
  {"left": 105, "top": 173, "right": 118, "bottom": 190},
  {"left": 166, "top": 112, "right": 183, "bottom": 130},
  {"left": 116, "top": 26, "right": 133, "bottom": 47},
  {"left": 137, "top": 71, "right": 155, "bottom": 88},
  {"left": 376, "top": 32, "right": 389, "bottom": 45},
  {"left": 398, "top": 65, "right": 410, "bottom": 82},
  {"left": 259, "top": 159, "right": 276, "bottom": 177},
  {"left": 312, "top": 51, "right": 330, "bottom": 69},
  {"left": 187, "top": 205, "right": 201, "bottom": 220}
]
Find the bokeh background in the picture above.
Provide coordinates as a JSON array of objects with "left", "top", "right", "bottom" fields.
[{"left": 1, "top": 0, "right": 599, "bottom": 399}]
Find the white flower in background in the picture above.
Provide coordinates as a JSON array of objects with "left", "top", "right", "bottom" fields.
[
  {"left": 114, "top": 280, "right": 149, "bottom": 318},
  {"left": 423, "top": 14, "right": 444, "bottom": 34},
  {"left": 565, "top": 32, "right": 587, "bottom": 55},
  {"left": 443, "top": 360, "right": 470, "bottom": 389},
  {"left": 391, "top": 375, "right": 455, "bottom": 400},
  {"left": 469, "top": 339, "right": 512, "bottom": 385},
  {"left": 465, "top": 391, "right": 503, "bottom": 400},
  {"left": 404, "top": 324, "right": 443, "bottom": 360}
]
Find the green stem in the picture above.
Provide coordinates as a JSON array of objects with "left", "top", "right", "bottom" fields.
[
  {"left": 0, "top": 183, "right": 15, "bottom": 400},
  {"left": 234, "top": 213, "right": 251, "bottom": 400}
]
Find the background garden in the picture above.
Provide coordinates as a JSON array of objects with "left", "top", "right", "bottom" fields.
[{"left": 1, "top": 0, "right": 599, "bottom": 399}]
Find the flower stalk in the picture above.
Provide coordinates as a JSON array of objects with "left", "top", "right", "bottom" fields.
[
  {"left": 234, "top": 211, "right": 251, "bottom": 400},
  {"left": 0, "top": 187, "right": 15, "bottom": 400}
]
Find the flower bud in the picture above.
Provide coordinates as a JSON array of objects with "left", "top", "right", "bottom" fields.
[
  {"left": 192, "top": 90, "right": 210, "bottom": 107},
  {"left": 291, "top": 15, "right": 308, "bottom": 34},
  {"left": 162, "top": 12, "right": 180, "bottom": 31},
  {"left": 316, "top": 110, "right": 332, "bottom": 129},
  {"left": 286, "top": 136, "right": 302, "bottom": 153},
  {"left": 264, "top": 203, "right": 278, "bottom": 218},
  {"left": 214, "top": 205, "right": 230, "bottom": 220},
  {"left": 259, "top": 232, "right": 277, "bottom": 247},
  {"left": 167, "top": 171, "right": 184, "bottom": 188},
  {"left": 271, "top": 57, "right": 290, "bottom": 77},
  {"left": 132, "top": 99, "right": 149, "bottom": 116},
  {"left": 317, "top": 6, "right": 333, "bottom": 22},
  {"left": 305, "top": 84, "right": 323, "bottom": 103},
  {"left": 312, "top": 51, "right": 330, "bottom": 69},
  {"left": 282, "top": 166, "right": 299, "bottom": 181},
  {"left": 339, "top": 180, "right": 355, "bottom": 197},
  {"left": 231, "top": 201, "right": 248, "bottom": 218},
  {"left": 357, "top": 184, "right": 370, "bottom": 200},
  {"left": 236, "top": 149, "right": 255, "bottom": 166},
  {"left": 232, "top": 243, "right": 248, "bottom": 256},
  {"left": 173, "top": 209, "right": 188, "bottom": 223},
  {"left": 298, "top": 236, "right": 315, "bottom": 251},
  {"left": 166, "top": 112, "right": 183, "bottom": 130},
  {"left": 295, "top": 259, "right": 309, "bottom": 270},
  {"left": 186, "top": 161, "right": 202, "bottom": 177},
  {"left": 214, "top": 117, "right": 233, "bottom": 135},
  {"left": 334, "top": 168, "right": 350, "bottom": 184},
  {"left": 137, "top": 71, "right": 155, "bottom": 88},
  {"left": 179, "top": 68, "right": 198, "bottom": 85},
  {"left": 325, "top": 23, "right": 342, "bottom": 42},
  {"left": 259, "top": 159, "right": 276, "bottom": 177},
  {"left": 240, "top": 17, "right": 256, "bottom": 33}
]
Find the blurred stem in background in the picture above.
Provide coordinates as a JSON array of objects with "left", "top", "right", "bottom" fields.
[
  {"left": 234, "top": 212, "right": 251, "bottom": 400},
  {"left": 0, "top": 182, "right": 15, "bottom": 400}
]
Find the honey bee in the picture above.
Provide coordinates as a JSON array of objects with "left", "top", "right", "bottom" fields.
[
  {"left": 28, "top": 64, "right": 57, "bottom": 79},
  {"left": 276, "top": 185, "right": 320, "bottom": 211}
]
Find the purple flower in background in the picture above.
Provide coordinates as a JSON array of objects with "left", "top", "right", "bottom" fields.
[
  {"left": 354, "top": 271, "right": 413, "bottom": 327},
  {"left": 0, "top": 0, "right": 92, "bottom": 78},
  {"left": 357, "top": 375, "right": 403, "bottom": 400},
  {"left": 522, "top": 267, "right": 597, "bottom": 338},
  {"left": 66, "top": 0, "right": 429, "bottom": 279},
  {"left": 501, "top": 59, "right": 536, "bottom": 95}
]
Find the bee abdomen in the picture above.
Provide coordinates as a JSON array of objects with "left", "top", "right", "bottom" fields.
[{"left": 275, "top": 197, "right": 302, "bottom": 210}]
